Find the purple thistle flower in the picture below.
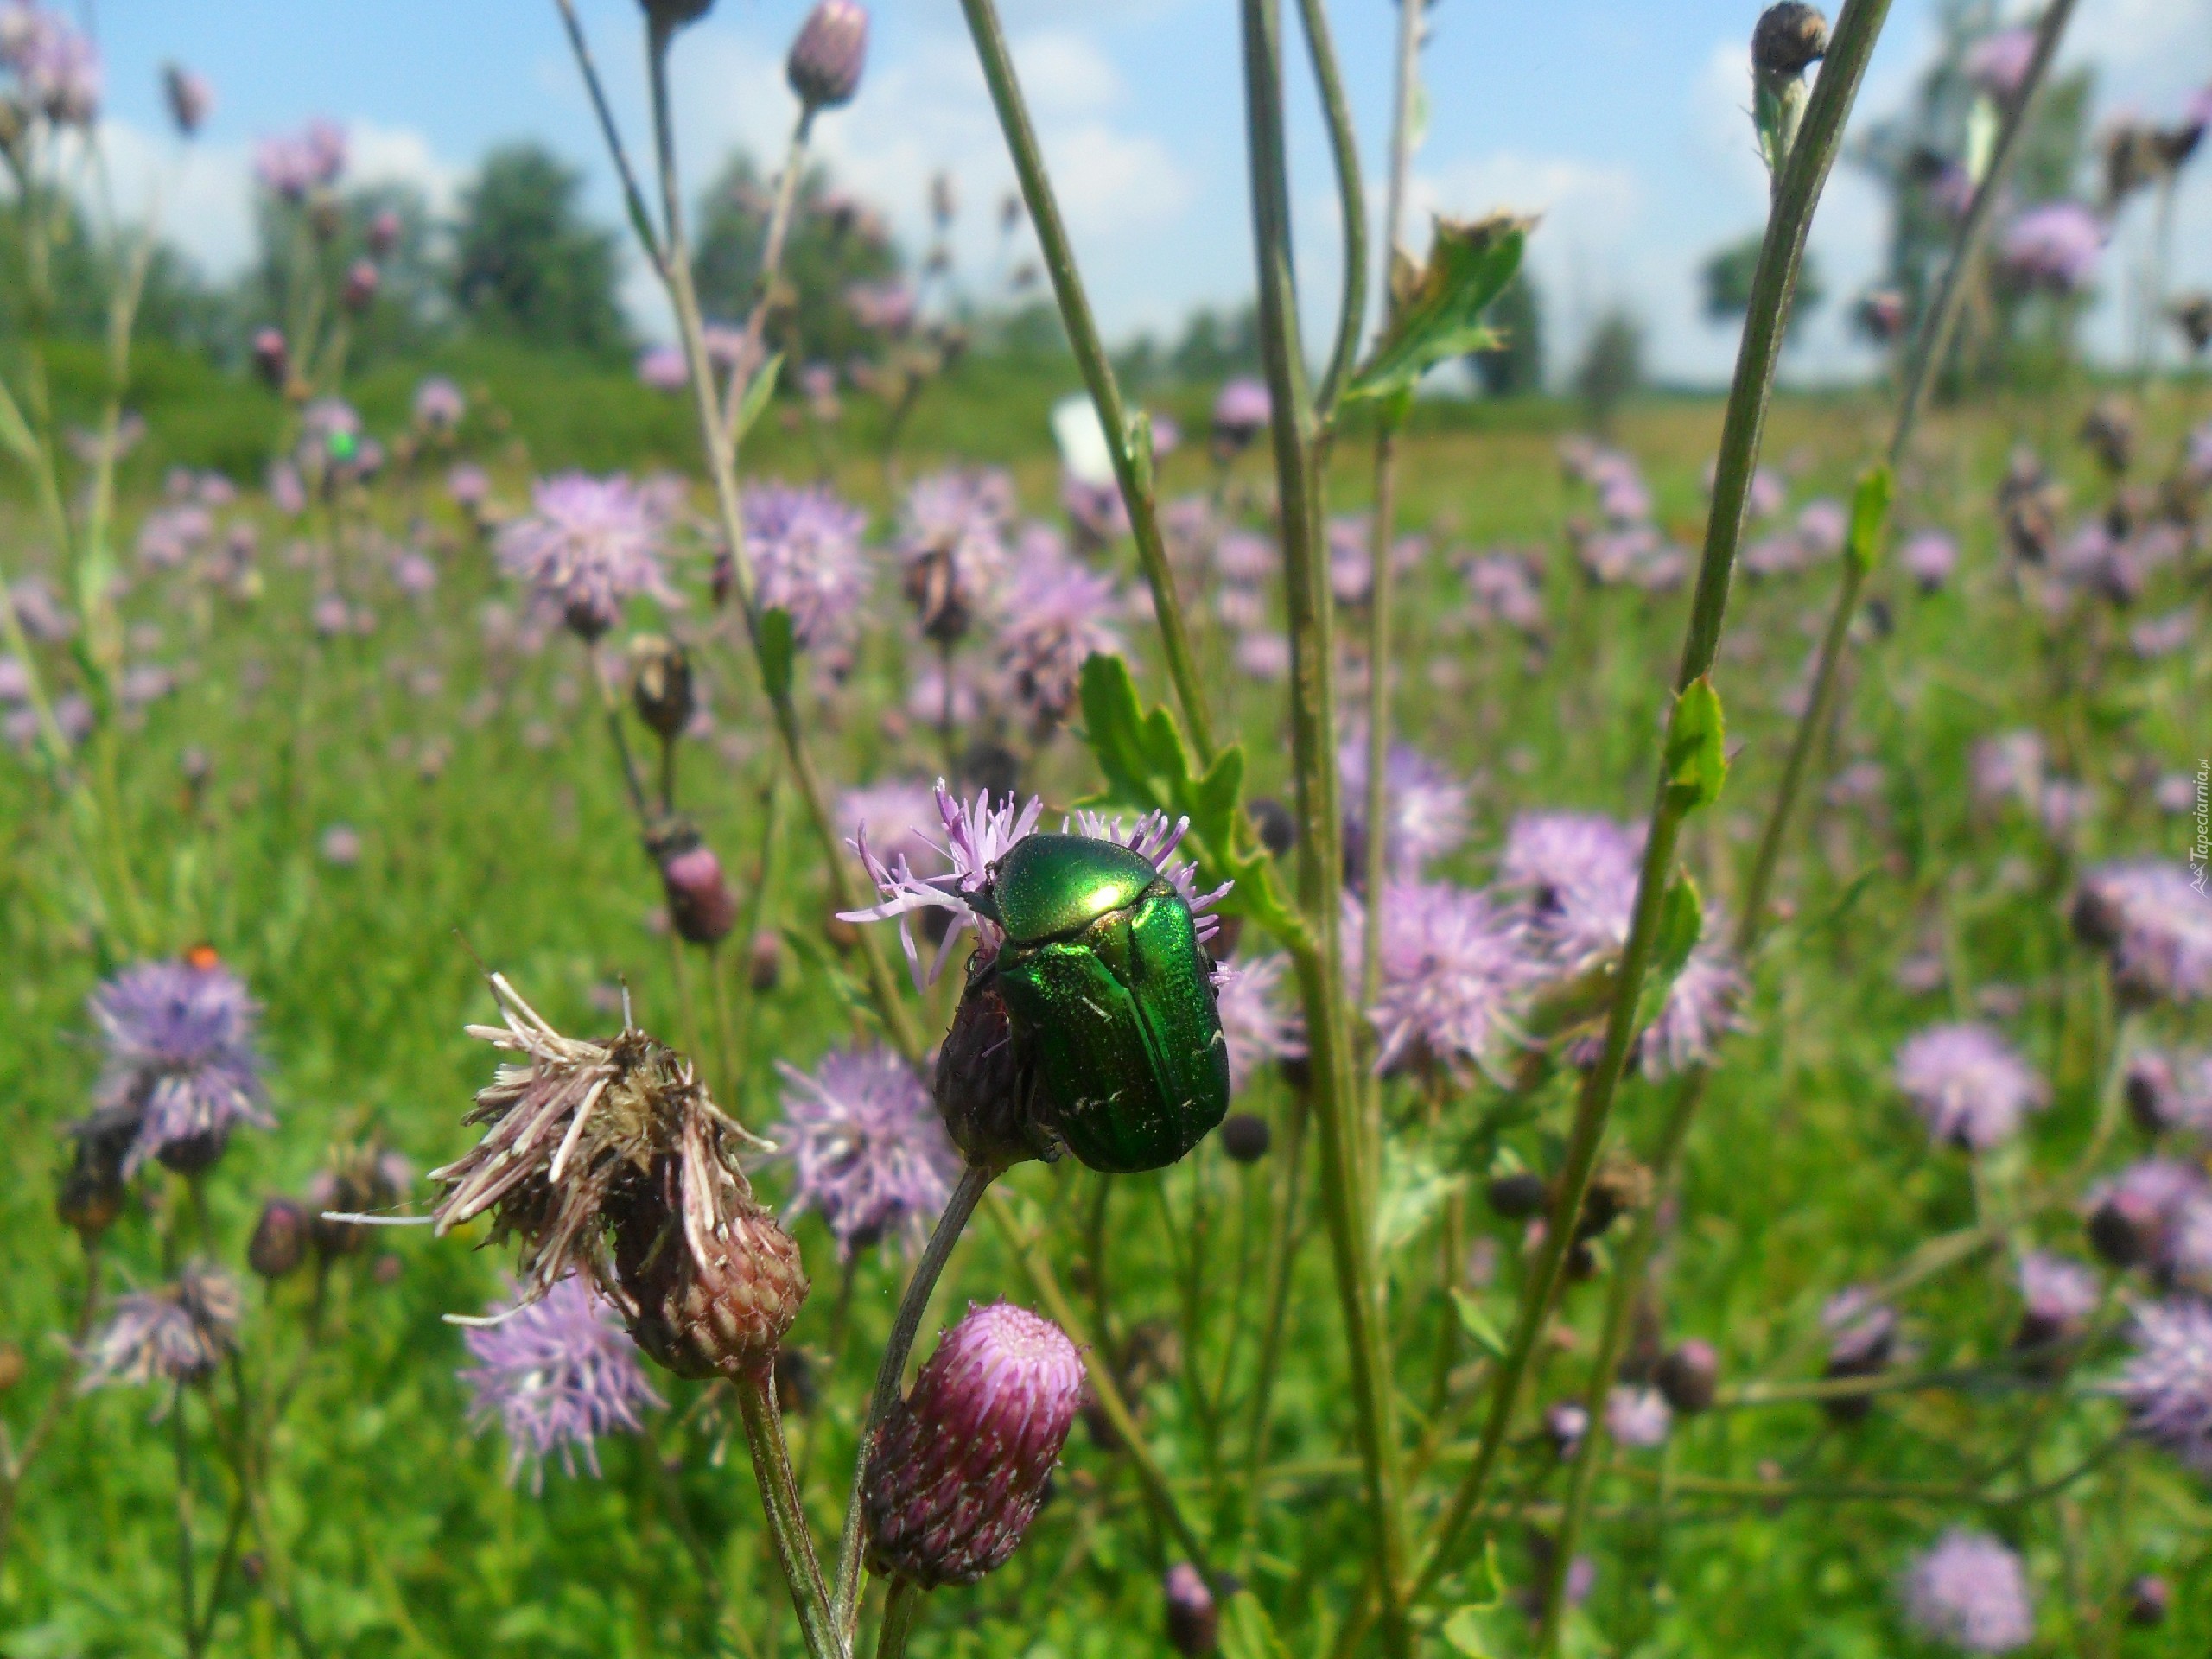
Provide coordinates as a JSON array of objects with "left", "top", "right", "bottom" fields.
[
  {"left": 899, "top": 468, "right": 1014, "bottom": 641},
  {"left": 1499, "top": 810, "right": 1642, "bottom": 966},
  {"left": 1901, "top": 529, "right": 1959, "bottom": 591},
  {"left": 994, "top": 544, "right": 1124, "bottom": 731},
  {"left": 2016, "top": 1252, "right": 2100, "bottom": 1345},
  {"left": 772, "top": 1046, "right": 960, "bottom": 1261},
  {"left": 2111, "top": 1298, "right": 2212, "bottom": 1476},
  {"left": 1999, "top": 202, "right": 2105, "bottom": 294},
  {"left": 1605, "top": 1384, "right": 1672, "bottom": 1448},
  {"left": 448, "top": 463, "right": 490, "bottom": 509},
  {"left": 842, "top": 785, "right": 1226, "bottom": 988},
  {"left": 1214, "top": 529, "right": 1275, "bottom": 583},
  {"left": 1901, "top": 1529, "right": 2036, "bottom": 1653},
  {"left": 496, "top": 473, "right": 678, "bottom": 640},
  {"left": 1969, "top": 730, "right": 2044, "bottom": 812},
  {"left": 412, "top": 376, "right": 465, "bottom": 431},
  {"left": 1214, "top": 950, "right": 1306, "bottom": 1092},
  {"left": 90, "top": 956, "right": 270, "bottom": 1177},
  {"left": 253, "top": 118, "right": 346, "bottom": 200},
  {"left": 1895, "top": 1023, "right": 2049, "bottom": 1151},
  {"left": 460, "top": 1275, "right": 661, "bottom": 1489},
  {"left": 2086, "top": 1158, "right": 2208, "bottom": 1272},
  {"left": 862, "top": 1300, "right": 1085, "bottom": 1586},
  {"left": 1234, "top": 631, "right": 1291, "bottom": 680},
  {"left": 1210, "top": 378, "right": 1271, "bottom": 453},
  {"left": 1796, "top": 497, "right": 1848, "bottom": 557},
  {"left": 1061, "top": 473, "right": 1130, "bottom": 549},
  {"left": 79, "top": 1262, "right": 241, "bottom": 1395},
  {"left": 1338, "top": 734, "right": 1471, "bottom": 879},
  {"left": 637, "top": 345, "right": 689, "bottom": 391},
  {"left": 1351, "top": 880, "right": 1536, "bottom": 1079},
  {"left": 837, "top": 780, "right": 948, "bottom": 879},
  {"left": 1637, "top": 940, "right": 1746, "bottom": 1080},
  {"left": 2073, "top": 861, "right": 2212, "bottom": 1006},
  {"left": 1823, "top": 1287, "right": 1898, "bottom": 1372},
  {"left": 1463, "top": 552, "right": 1547, "bottom": 633},
  {"left": 746, "top": 482, "right": 869, "bottom": 660},
  {"left": 2, "top": 3, "right": 99, "bottom": 125},
  {"left": 162, "top": 61, "right": 212, "bottom": 137},
  {"left": 845, "top": 280, "right": 917, "bottom": 335},
  {"left": 1964, "top": 26, "right": 2037, "bottom": 101}
]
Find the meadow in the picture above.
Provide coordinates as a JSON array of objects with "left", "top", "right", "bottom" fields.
[{"left": 3, "top": 0, "right": 2211, "bottom": 1656}]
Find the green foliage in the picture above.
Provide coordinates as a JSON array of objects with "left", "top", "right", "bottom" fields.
[
  {"left": 1573, "top": 308, "right": 1644, "bottom": 435},
  {"left": 1701, "top": 232, "right": 1826, "bottom": 338},
  {"left": 1845, "top": 463, "right": 1894, "bottom": 578},
  {"left": 1663, "top": 676, "right": 1728, "bottom": 813},
  {"left": 1346, "top": 215, "right": 1529, "bottom": 404},
  {"left": 450, "top": 145, "right": 631, "bottom": 357}
]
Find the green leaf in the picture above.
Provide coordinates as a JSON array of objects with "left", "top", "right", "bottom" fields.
[
  {"left": 1438, "top": 1539, "right": 1510, "bottom": 1654},
  {"left": 0, "top": 376, "right": 40, "bottom": 467},
  {"left": 1345, "top": 214, "right": 1530, "bottom": 403},
  {"left": 1376, "top": 1139, "right": 1465, "bottom": 1255},
  {"left": 1662, "top": 676, "right": 1727, "bottom": 813},
  {"left": 1124, "top": 409, "right": 1155, "bottom": 500},
  {"left": 1218, "top": 1592, "right": 1293, "bottom": 1659},
  {"left": 1450, "top": 1290, "right": 1509, "bottom": 1362},
  {"left": 1075, "top": 653, "right": 1300, "bottom": 939},
  {"left": 732, "top": 352, "right": 784, "bottom": 447},
  {"left": 1843, "top": 463, "right": 1893, "bottom": 579},
  {"left": 1652, "top": 867, "right": 1705, "bottom": 981},
  {"left": 758, "top": 607, "right": 796, "bottom": 704}
]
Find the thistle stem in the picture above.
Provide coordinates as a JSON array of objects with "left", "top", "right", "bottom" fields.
[
  {"left": 1419, "top": 0, "right": 1893, "bottom": 1620},
  {"left": 734, "top": 1369, "right": 844, "bottom": 1659},
  {"left": 721, "top": 105, "right": 818, "bottom": 465},
  {"left": 173, "top": 1387, "right": 202, "bottom": 1659},
  {"left": 831, "top": 1163, "right": 994, "bottom": 1637},
  {"left": 1240, "top": 3, "right": 1407, "bottom": 1644},
  {"left": 873, "top": 1578, "right": 922, "bottom": 1659},
  {"left": 954, "top": 0, "right": 1217, "bottom": 763},
  {"left": 1293, "top": 0, "right": 1366, "bottom": 420},
  {"left": 1534, "top": 15, "right": 2078, "bottom": 1644}
]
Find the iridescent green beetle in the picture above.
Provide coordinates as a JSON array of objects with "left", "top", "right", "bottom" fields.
[{"left": 972, "top": 833, "right": 1230, "bottom": 1174}]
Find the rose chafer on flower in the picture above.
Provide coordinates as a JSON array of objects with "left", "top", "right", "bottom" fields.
[{"left": 843, "top": 785, "right": 1232, "bottom": 1174}]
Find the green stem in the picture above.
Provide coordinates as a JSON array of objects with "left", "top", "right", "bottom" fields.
[
  {"left": 955, "top": 0, "right": 1217, "bottom": 763},
  {"left": 873, "top": 1577, "right": 922, "bottom": 1659},
  {"left": 173, "top": 1387, "right": 203, "bottom": 1659},
  {"left": 1422, "top": 0, "right": 1893, "bottom": 1619},
  {"left": 1231, "top": 1077, "right": 1311, "bottom": 1562},
  {"left": 721, "top": 105, "right": 817, "bottom": 465},
  {"left": 831, "top": 1163, "right": 994, "bottom": 1638},
  {"left": 1241, "top": 0, "right": 1407, "bottom": 1643},
  {"left": 734, "top": 1370, "right": 845, "bottom": 1659},
  {"left": 1292, "top": 0, "right": 1366, "bottom": 421}
]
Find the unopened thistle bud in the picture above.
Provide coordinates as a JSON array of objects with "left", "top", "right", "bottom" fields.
[
  {"left": 1751, "top": 4, "right": 1828, "bottom": 189},
  {"left": 747, "top": 928, "right": 782, "bottom": 992},
  {"left": 365, "top": 207, "right": 402, "bottom": 259},
  {"left": 628, "top": 633, "right": 694, "bottom": 740},
  {"left": 247, "top": 1196, "right": 310, "bottom": 1280},
  {"left": 162, "top": 64, "right": 212, "bottom": 137},
  {"left": 57, "top": 1107, "right": 134, "bottom": 1238},
  {"left": 863, "top": 1300, "right": 1084, "bottom": 1587},
  {"left": 1164, "top": 1563, "right": 1220, "bottom": 1655},
  {"left": 1655, "top": 1338, "right": 1719, "bottom": 1414},
  {"left": 652, "top": 827, "right": 740, "bottom": 947},
  {"left": 2126, "top": 1574, "right": 2171, "bottom": 1628},
  {"left": 1487, "top": 1170, "right": 1548, "bottom": 1218},
  {"left": 639, "top": 0, "right": 715, "bottom": 32},
  {"left": 251, "top": 328, "right": 289, "bottom": 391},
  {"left": 933, "top": 972, "right": 1058, "bottom": 1172},
  {"left": 787, "top": 1, "right": 868, "bottom": 111},
  {"left": 1218, "top": 1112, "right": 1270, "bottom": 1163}
]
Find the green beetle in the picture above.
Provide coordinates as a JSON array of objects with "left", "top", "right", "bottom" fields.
[{"left": 972, "top": 833, "right": 1230, "bottom": 1174}]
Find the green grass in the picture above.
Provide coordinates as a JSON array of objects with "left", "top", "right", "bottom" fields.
[{"left": 0, "top": 359, "right": 2208, "bottom": 1657}]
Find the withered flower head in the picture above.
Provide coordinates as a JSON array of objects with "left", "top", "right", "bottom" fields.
[{"left": 431, "top": 975, "right": 807, "bottom": 1377}]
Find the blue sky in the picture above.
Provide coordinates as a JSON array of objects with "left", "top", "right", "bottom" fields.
[{"left": 85, "top": 0, "right": 2212, "bottom": 384}]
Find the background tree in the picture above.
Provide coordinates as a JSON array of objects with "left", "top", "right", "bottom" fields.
[
  {"left": 1573, "top": 308, "right": 1643, "bottom": 435},
  {"left": 690, "top": 152, "right": 900, "bottom": 371},
  {"left": 451, "top": 144, "right": 628, "bottom": 356},
  {"left": 1701, "top": 232, "right": 1825, "bottom": 341},
  {"left": 1470, "top": 270, "right": 1546, "bottom": 395},
  {"left": 1166, "top": 303, "right": 1261, "bottom": 382}
]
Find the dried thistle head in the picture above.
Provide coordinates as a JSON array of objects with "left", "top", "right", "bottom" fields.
[{"left": 431, "top": 975, "right": 806, "bottom": 1376}]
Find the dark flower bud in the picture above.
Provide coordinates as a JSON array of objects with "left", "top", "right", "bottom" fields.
[
  {"left": 787, "top": 1, "right": 868, "bottom": 111},
  {"left": 365, "top": 208, "right": 402, "bottom": 259},
  {"left": 2088, "top": 1190, "right": 2158, "bottom": 1268},
  {"left": 1487, "top": 1172, "right": 1549, "bottom": 1219},
  {"left": 251, "top": 328, "right": 289, "bottom": 391},
  {"left": 0, "top": 1342, "right": 23, "bottom": 1393},
  {"left": 1218, "top": 1113, "right": 1271, "bottom": 1164},
  {"left": 2125, "top": 1052, "right": 2177, "bottom": 1135},
  {"left": 629, "top": 633, "right": 695, "bottom": 740},
  {"left": 247, "top": 1196, "right": 310, "bottom": 1280},
  {"left": 341, "top": 259, "right": 379, "bottom": 314},
  {"left": 613, "top": 1168, "right": 808, "bottom": 1379},
  {"left": 1854, "top": 288, "right": 1905, "bottom": 344},
  {"left": 239, "top": 1553, "right": 265, "bottom": 1587},
  {"left": 934, "top": 969, "right": 1059, "bottom": 1171},
  {"left": 57, "top": 1107, "right": 135, "bottom": 1238},
  {"left": 2077, "top": 397, "right": 2136, "bottom": 475},
  {"left": 162, "top": 64, "right": 212, "bottom": 137},
  {"left": 1164, "top": 1563, "right": 1220, "bottom": 1656},
  {"left": 1655, "top": 1339, "right": 1719, "bottom": 1414},
  {"left": 639, "top": 0, "right": 715, "bottom": 31},
  {"left": 2171, "top": 293, "right": 2212, "bottom": 356},
  {"left": 863, "top": 1300, "right": 1084, "bottom": 1586},
  {"left": 652, "top": 826, "right": 739, "bottom": 947},
  {"left": 1245, "top": 798, "right": 1294, "bottom": 860},
  {"left": 1576, "top": 1161, "right": 1651, "bottom": 1240},
  {"left": 747, "top": 928, "right": 782, "bottom": 993},
  {"left": 2125, "top": 1573, "right": 2170, "bottom": 1628},
  {"left": 308, "top": 194, "right": 343, "bottom": 244},
  {"left": 1820, "top": 1293, "right": 1897, "bottom": 1423},
  {"left": 1751, "top": 3, "right": 1828, "bottom": 78},
  {"left": 1543, "top": 1401, "right": 1588, "bottom": 1457}
]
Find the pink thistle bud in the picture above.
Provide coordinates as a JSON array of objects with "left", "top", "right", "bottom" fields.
[
  {"left": 863, "top": 1300, "right": 1084, "bottom": 1587},
  {"left": 657, "top": 836, "right": 738, "bottom": 947},
  {"left": 162, "top": 63, "right": 212, "bottom": 137},
  {"left": 251, "top": 328, "right": 289, "bottom": 391},
  {"left": 247, "top": 1196, "right": 309, "bottom": 1280},
  {"left": 342, "top": 259, "right": 380, "bottom": 314},
  {"left": 1164, "top": 1563, "right": 1220, "bottom": 1655},
  {"left": 365, "top": 208, "right": 402, "bottom": 259},
  {"left": 787, "top": 1, "right": 868, "bottom": 111}
]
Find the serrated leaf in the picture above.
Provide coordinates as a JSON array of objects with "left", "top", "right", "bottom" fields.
[
  {"left": 1075, "top": 653, "right": 1300, "bottom": 939},
  {"left": 1345, "top": 214, "right": 1530, "bottom": 403},
  {"left": 732, "top": 351, "right": 783, "bottom": 446},
  {"left": 1843, "top": 463, "right": 1892, "bottom": 579},
  {"left": 1662, "top": 677, "right": 1726, "bottom": 812},
  {"left": 758, "top": 607, "right": 795, "bottom": 703},
  {"left": 1218, "top": 1592, "right": 1293, "bottom": 1659},
  {"left": 1450, "top": 1290, "right": 1508, "bottom": 1361}
]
